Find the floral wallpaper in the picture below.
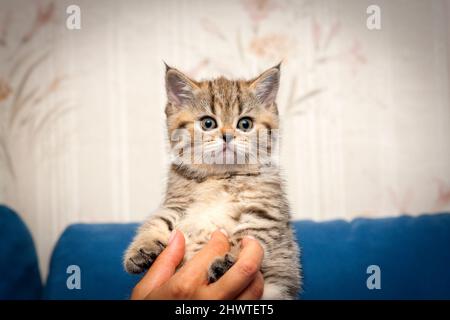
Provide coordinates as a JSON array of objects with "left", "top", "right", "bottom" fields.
[
  {"left": 0, "top": 0, "right": 449, "bottom": 277},
  {"left": 0, "top": 1, "right": 69, "bottom": 198}
]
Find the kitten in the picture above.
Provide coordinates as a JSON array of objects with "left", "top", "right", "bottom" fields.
[{"left": 124, "top": 64, "right": 301, "bottom": 299}]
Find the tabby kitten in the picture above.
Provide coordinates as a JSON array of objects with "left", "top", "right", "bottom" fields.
[{"left": 124, "top": 64, "right": 301, "bottom": 299}]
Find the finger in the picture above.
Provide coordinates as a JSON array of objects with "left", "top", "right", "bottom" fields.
[
  {"left": 149, "top": 229, "right": 231, "bottom": 300},
  {"left": 236, "top": 271, "right": 264, "bottom": 300},
  {"left": 205, "top": 236, "right": 264, "bottom": 299},
  {"left": 131, "top": 230, "right": 185, "bottom": 299},
  {"left": 174, "top": 229, "right": 230, "bottom": 286}
]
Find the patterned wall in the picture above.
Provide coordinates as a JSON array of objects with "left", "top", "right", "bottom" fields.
[{"left": 0, "top": 0, "right": 449, "bottom": 277}]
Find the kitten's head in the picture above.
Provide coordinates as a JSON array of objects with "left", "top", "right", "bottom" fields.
[{"left": 165, "top": 64, "right": 280, "bottom": 178}]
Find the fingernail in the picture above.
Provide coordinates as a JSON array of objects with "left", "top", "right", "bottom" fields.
[
  {"left": 210, "top": 228, "right": 228, "bottom": 240},
  {"left": 168, "top": 230, "right": 177, "bottom": 245},
  {"left": 219, "top": 228, "right": 228, "bottom": 237},
  {"left": 241, "top": 235, "right": 256, "bottom": 247}
]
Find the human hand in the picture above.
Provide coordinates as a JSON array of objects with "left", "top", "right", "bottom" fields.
[{"left": 130, "top": 229, "right": 264, "bottom": 300}]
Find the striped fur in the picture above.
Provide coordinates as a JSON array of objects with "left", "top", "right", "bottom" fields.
[{"left": 124, "top": 65, "right": 301, "bottom": 299}]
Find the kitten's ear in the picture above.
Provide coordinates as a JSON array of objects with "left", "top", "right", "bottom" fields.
[
  {"left": 249, "top": 63, "right": 281, "bottom": 106},
  {"left": 165, "top": 64, "right": 199, "bottom": 106}
]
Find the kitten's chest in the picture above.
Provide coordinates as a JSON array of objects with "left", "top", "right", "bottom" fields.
[{"left": 176, "top": 182, "right": 238, "bottom": 237}]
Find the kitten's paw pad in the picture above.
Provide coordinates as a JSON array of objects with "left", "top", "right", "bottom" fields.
[
  {"left": 208, "top": 253, "right": 235, "bottom": 283},
  {"left": 124, "top": 240, "right": 166, "bottom": 274}
]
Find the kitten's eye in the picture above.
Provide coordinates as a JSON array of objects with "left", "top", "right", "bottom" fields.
[
  {"left": 237, "top": 117, "right": 253, "bottom": 132},
  {"left": 200, "top": 116, "right": 217, "bottom": 131}
]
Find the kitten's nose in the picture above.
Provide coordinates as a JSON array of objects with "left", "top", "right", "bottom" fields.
[{"left": 223, "top": 132, "right": 233, "bottom": 142}]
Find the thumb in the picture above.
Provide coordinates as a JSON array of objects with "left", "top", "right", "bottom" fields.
[{"left": 131, "top": 230, "right": 185, "bottom": 299}]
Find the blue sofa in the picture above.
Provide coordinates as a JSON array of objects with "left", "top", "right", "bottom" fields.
[{"left": 1, "top": 205, "right": 450, "bottom": 299}]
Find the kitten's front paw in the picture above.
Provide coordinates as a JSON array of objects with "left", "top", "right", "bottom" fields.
[
  {"left": 208, "top": 253, "right": 235, "bottom": 283},
  {"left": 124, "top": 239, "right": 166, "bottom": 274}
]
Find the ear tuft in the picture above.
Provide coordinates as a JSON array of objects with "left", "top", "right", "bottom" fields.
[
  {"left": 165, "top": 66, "right": 198, "bottom": 106},
  {"left": 249, "top": 65, "right": 281, "bottom": 106},
  {"left": 163, "top": 61, "right": 171, "bottom": 72}
]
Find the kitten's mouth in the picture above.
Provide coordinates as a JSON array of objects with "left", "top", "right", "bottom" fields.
[
  {"left": 222, "top": 144, "right": 235, "bottom": 154},
  {"left": 221, "top": 144, "right": 237, "bottom": 160}
]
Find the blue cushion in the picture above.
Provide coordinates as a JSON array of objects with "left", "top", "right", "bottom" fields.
[
  {"left": 298, "top": 214, "right": 450, "bottom": 299},
  {"left": 44, "top": 214, "right": 450, "bottom": 299},
  {"left": 44, "top": 224, "right": 140, "bottom": 299},
  {"left": 0, "top": 205, "right": 42, "bottom": 299}
]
